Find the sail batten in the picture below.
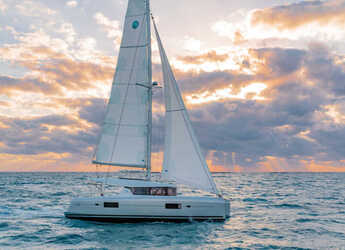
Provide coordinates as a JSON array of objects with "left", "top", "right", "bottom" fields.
[
  {"left": 94, "top": 0, "right": 152, "bottom": 169},
  {"left": 152, "top": 17, "right": 219, "bottom": 195}
]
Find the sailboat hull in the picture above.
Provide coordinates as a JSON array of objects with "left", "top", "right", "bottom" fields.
[{"left": 65, "top": 196, "right": 230, "bottom": 223}]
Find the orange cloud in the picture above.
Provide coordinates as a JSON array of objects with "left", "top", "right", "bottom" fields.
[
  {"left": 251, "top": 0, "right": 345, "bottom": 30},
  {"left": 0, "top": 45, "right": 114, "bottom": 98},
  {"left": 178, "top": 51, "right": 229, "bottom": 65},
  {"left": 304, "top": 160, "right": 345, "bottom": 172}
]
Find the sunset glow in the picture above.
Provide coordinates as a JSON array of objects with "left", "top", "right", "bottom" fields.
[
  {"left": 0, "top": 0, "right": 344, "bottom": 172},
  {"left": 187, "top": 83, "right": 267, "bottom": 104}
]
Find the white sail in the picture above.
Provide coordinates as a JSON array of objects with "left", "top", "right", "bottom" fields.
[
  {"left": 152, "top": 19, "right": 219, "bottom": 194},
  {"left": 93, "top": 0, "right": 152, "bottom": 168}
]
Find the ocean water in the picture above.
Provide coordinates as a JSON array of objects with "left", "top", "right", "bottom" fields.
[{"left": 0, "top": 172, "right": 344, "bottom": 249}]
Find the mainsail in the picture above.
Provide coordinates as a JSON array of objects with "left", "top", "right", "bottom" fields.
[
  {"left": 93, "top": 0, "right": 152, "bottom": 169},
  {"left": 152, "top": 18, "right": 219, "bottom": 194}
]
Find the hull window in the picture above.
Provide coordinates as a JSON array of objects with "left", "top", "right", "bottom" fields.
[
  {"left": 165, "top": 203, "right": 181, "bottom": 209},
  {"left": 104, "top": 202, "right": 119, "bottom": 208}
]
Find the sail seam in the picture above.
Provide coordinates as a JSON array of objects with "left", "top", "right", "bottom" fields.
[
  {"left": 121, "top": 44, "right": 148, "bottom": 49},
  {"left": 103, "top": 122, "right": 147, "bottom": 127},
  {"left": 113, "top": 82, "right": 149, "bottom": 86},
  {"left": 166, "top": 108, "right": 185, "bottom": 112},
  {"left": 126, "top": 13, "right": 147, "bottom": 17}
]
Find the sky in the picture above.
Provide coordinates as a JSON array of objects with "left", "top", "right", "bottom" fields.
[{"left": 0, "top": 0, "right": 345, "bottom": 172}]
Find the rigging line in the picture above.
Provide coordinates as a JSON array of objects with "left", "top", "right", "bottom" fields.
[{"left": 109, "top": 13, "right": 148, "bottom": 164}]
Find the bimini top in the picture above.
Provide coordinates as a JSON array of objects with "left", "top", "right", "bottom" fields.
[{"left": 90, "top": 178, "right": 176, "bottom": 188}]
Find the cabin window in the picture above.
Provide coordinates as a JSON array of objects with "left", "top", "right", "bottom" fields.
[
  {"left": 167, "top": 188, "right": 177, "bottom": 196},
  {"left": 127, "top": 187, "right": 177, "bottom": 196},
  {"left": 165, "top": 203, "right": 181, "bottom": 209},
  {"left": 128, "top": 187, "right": 150, "bottom": 195},
  {"left": 150, "top": 187, "right": 166, "bottom": 196},
  {"left": 104, "top": 202, "right": 119, "bottom": 208}
]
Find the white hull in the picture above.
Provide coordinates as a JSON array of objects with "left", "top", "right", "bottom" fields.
[{"left": 65, "top": 195, "right": 230, "bottom": 222}]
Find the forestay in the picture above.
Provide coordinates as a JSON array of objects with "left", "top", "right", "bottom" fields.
[
  {"left": 152, "top": 18, "right": 219, "bottom": 195},
  {"left": 93, "top": 0, "right": 152, "bottom": 168}
]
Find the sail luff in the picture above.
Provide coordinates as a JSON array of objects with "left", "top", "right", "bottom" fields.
[{"left": 152, "top": 17, "right": 219, "bottom": 195}]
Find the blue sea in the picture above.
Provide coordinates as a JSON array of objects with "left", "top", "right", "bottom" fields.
[{"left": 0, "top": 172, "right": 344, "bottom": 249}]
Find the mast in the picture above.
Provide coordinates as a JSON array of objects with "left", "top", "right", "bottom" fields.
[{"left": 146, "top": 0, "right": 152, "bottom": 180}]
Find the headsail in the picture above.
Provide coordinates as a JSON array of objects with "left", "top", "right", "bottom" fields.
[
  {"left": 93, "top": 0, "right": 152, "bottom": 169},
  {"left": 152, "top": 17, "right": 219, "bottom": 194}
]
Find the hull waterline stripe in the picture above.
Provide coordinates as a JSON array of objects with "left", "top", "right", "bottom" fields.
[{"left": 65, "top": 213, "right": 225, "bottom": 220}]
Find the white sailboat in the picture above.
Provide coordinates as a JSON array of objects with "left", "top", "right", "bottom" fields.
[{"left": 65, "top": 0, "right": 230, "bottom": 222}]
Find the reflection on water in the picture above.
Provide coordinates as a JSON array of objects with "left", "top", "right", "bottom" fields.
[{"left": 0, "top": 172, "right": 344, "bottom": 249}]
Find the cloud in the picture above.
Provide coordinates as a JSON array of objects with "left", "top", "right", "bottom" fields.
[
  {"left": 250, "top": 0, "right": 345, "bottom": 30},
  {"left": 303, "top": 43, "right": 345, "bottom": 96},
  {"left": 3, "top": 41, "right": 341, "bottom": 170},
  {"left": 15, "top": 1, "right": 56, "bottom": 17},
  {"left": 248, "top": 48, "right": 306, "bottom": 77},
  {"left": 0, "top": 43, "right": 114, "bottom": 96},
  {"left": 178, "top": 51, "right": 229, "bottom": 65},
  {"left": 0, "top": 0, "right": 7, "bottom": 12},
  {"left": 93, "top": 12, "right": 122, "bottom": 45},
  {"left": 183, "top": 36, "right": 202, "bottom": 52},
  {"left": 78, "top": 98, "right": 107, "bottom": 125},
  {"left": 0, "top": 75, "right": 59, "bottom": 96},
  {"left": 167, "top": 46, "right": 345, "bottom": 169},
  {"left": 212, "top": 1, "right": 345, "bottom": 50},
  {"left": 0, "top": 114, "right": 95, "bottom": 155},
  {"left": 1, "top": 0, "right": 345, "bottom": 172},
  {"left": 66, "top": 1, "right": 78, "bottom": 8}
]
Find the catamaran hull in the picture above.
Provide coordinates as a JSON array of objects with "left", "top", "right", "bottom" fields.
[{"left": 65, "top": 196, "right": 230, "bottom": 223}]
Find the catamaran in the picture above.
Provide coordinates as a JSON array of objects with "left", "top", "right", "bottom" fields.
[{"left": 65, "top": 0, "right": 230, "bottom": 222}]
